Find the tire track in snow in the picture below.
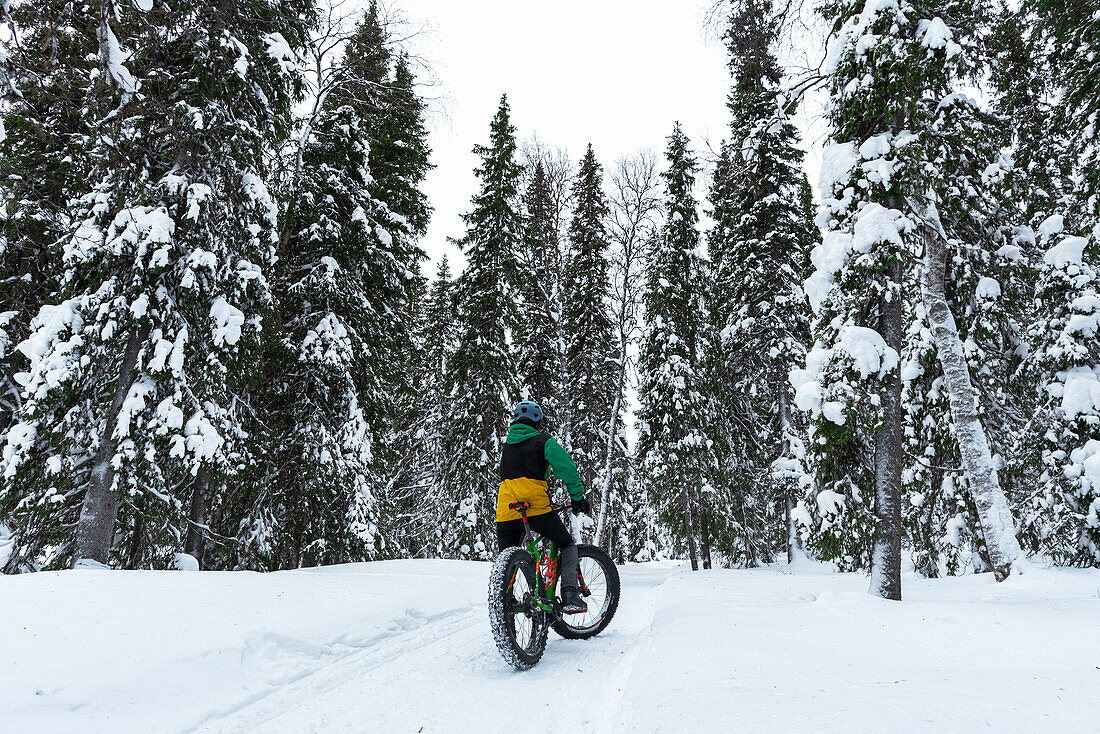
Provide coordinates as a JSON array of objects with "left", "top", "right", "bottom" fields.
[{"left": 183, "top": 604, "right": 482, "bottom": 734}]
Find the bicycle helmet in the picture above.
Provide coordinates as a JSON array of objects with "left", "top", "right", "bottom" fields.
[{"left": 513, "top": 400, "right": 544, "bottom": 424}]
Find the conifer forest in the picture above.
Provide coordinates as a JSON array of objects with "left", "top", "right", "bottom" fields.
[{"left": 3, "top": 0, "right": 1100, "bottom": 605}]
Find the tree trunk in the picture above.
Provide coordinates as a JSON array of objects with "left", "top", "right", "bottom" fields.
[
  {"left": 682, "top": 483, "right": 699, "bottom": 571},
  {"left": 699, "top": 507, "right": 713, "bottom": 569},
  {"left": 919, "top": 206, "right": 1023, "bottom": 581},
  {"left": 777, "top": 380, "right": 803, "bottom": 563},
  {"left": 595, "top": 363, "right": 627, "bottom": 549},
  {"left": 869, "top": 261, "right": 904, "bottom": 601},
  {"left": 184, "top": 467, "right": 211, "bottom": 566},
  {"left": 73, "top": 326, "right": 147, "bottom": 567},
  {"left": 126, "top": 493, "right": 146, "bottom": 569}
]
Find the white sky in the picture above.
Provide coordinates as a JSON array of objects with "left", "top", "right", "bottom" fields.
[{"left": 397, "top": 0, "right": 826, "bottom": 273}]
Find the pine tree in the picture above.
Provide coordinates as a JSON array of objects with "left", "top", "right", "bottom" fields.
[
  {"left": 515, "top": 162, "right": 564, "bottom": 416},
  {"left": 1037, "top": 0, "right": 1099, "bottom": 219},
  {"left": 636, "top": 124, "right": 715, "bottom": 570},
  {"left": 1021, "top": 223, "right": 1100, "bottom": 566},
  {"left": 794, "top": 0, "right": 926, "bottom": 597},
  {"left": 796, "top": 0, "right": 1025, "bottom": 590},
  {"left": 1012, "top": 0, "right": 1100, "bottom": 568},
  {"left": 441, "top": 95, "right": 524, "bottom": 559},
  {"left": 381, "top": 256, "right": 458, "bottom": 558},
  {"left": 221, "top": 3, "right": 432, "bottom": 569},
  {"left": 366, "top": 52, "right": 433, "bottom": 241},
  {"left": 0, "top": 1, "right": 97, "bottom": 456},
  {"left": 563, "top": 145, "right": 621, "bottom": 525},
  {"left": 248, "top": 103, "right": 398, "bottom": 568},
  {"left": 707, "top": 0, "right": 817, "bottom": 566},
  {"left": 1, "top": 0, "right": 313, "bottom": 570}
]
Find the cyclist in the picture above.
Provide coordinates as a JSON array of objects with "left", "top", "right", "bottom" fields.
[{"left": 497, "top": 400, "right": 591, "bottom": 614}]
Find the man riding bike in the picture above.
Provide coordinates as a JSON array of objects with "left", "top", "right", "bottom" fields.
[{"left": 496, "top": 400, "right": 591, "bottom": 614}]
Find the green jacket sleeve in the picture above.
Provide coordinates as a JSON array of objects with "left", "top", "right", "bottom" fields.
[{"left": 544, "top": 437, "right": 585, "bottom": 501}]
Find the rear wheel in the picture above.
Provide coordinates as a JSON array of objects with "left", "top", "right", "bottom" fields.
[
  {"left": 553, "top": 544, "right": 620, "bottom": 639},
  {"left": 488, "top": 546, "right": 549, "bottom": 670}
]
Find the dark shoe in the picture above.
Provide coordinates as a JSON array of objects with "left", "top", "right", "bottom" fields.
[{"left": 561, "top": 586, "right": 588, "bottom": 614}]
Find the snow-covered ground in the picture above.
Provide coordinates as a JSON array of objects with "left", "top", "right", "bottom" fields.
[{"left": 2, "top": 559, "right": 1097, "bottom": 733}]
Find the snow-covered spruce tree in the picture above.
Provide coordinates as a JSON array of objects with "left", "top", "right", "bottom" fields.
[
  {"left": 357, "top": 40, "right": 434, "bottom": 560},
  {"left": 1037, "top": 0, "right": 1099, "bottom": 218},
  {"left": 1021, "top": 222, "right": 1100, "bottom": 566},
  {"left": 791, "top": 6, "right": 907, "bottom": 589},
  {"left": 1012, "top": 0, "right": 1100, "bottom": 567},
  {"left": 989, "top": 3, "right": 1076, "bottom": 230},
  {"left": 441, "top": 95, "right": 523, "bottom": 559},
  {"left": 794, "top": 0, "right": 922, "bottom": 595},
  {"left": 387, "top": 256, "right": 458, "bottom": 557},
  {"left": 0, "top": 1, "right": 97, "bottom": 447},
  {"left": 563, "top": 145, "right": 622, "bottom": 530},
  {"left": 515, "top": 161, "right": 565, "bottom": 417},
  {"left": 706, "top": 0, "right": 817, "bottom": 566},
  {"left": 0, "top": 1, "right": 312, "bottom": 570},
  {"left": 246, "top": 103, "right": 399, "bottom": 569},
  {"left": 636, "top": 124, "right": 716, "bottom": 570},
  {"left": 228, "top": 3, "right": 430, "bottom": 569},
  {"left": 364, "top": 51, "right": 432, "bottom": 242},
  {"left": 796, "top": 1, "right": 1025, "bottom": 589}
]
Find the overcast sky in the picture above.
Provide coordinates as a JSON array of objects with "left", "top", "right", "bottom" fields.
[{"left": 396, "top": 0, "right": 824, "bottom": 273}]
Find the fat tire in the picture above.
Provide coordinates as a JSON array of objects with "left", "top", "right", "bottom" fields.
[
  {"left": 488, "top": 546, "right": 549, "bottom": 670},
  {"left": 552, "top": 544, "right": 620, "bottom": 640}
]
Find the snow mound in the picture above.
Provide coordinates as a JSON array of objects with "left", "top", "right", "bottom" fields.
[
  {"left": 1058, "top": 366, "right": 1100, "bottom": 420},
  {"left": 173, "top": 553, "right": 200, "bottom": 571},
  {"left": 1044, "top": 236, "right": 1088, "bottom": 269},
  {"left": 836, "top": 325, "right": 899, "bottom": 379}
]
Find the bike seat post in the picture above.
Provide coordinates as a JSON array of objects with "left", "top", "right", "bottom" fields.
[{"left": 508, "top": 501, "right": 537, "bottom": 544}]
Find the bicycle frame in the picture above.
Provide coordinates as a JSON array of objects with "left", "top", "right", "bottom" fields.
[{"left": 509, "top": 502, "right": 568, "bottom": 613}]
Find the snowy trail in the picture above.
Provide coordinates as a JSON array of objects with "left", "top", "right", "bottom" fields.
[
  {"left": 197, "top": 563, "right": 677, "bottom": 734},
  {"left": 2, "top": 559, "right": 1097, "bottom": 733}
]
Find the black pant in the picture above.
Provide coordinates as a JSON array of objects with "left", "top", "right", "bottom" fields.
[{"left": 496, "top": 511, "right": 575, "bottom": 551}]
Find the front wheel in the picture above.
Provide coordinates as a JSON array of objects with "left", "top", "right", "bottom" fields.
[
  {"left": 488, "top": 546, "right": 549, "bottom": 670},
  {"left": 553, "top": 544, "right": 620, "bottom": 639}
]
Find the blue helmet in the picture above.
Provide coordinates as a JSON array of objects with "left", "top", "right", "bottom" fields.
[{"left": 513, "top": 401, "right": 544, "bottom": 424}]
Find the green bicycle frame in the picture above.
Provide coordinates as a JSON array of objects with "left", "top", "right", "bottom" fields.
[
  {"left": 526, "top": 536, "right": 561, "bottom": 612},
  {"left": 506, "top": 501, "right": 570, "bottom": 614}
]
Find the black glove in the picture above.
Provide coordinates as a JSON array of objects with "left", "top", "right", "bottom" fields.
[{"left": 571, "top": 497, "right": 592, "bottom": 516}]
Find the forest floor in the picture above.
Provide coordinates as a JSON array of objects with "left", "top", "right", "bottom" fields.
[{"left": 2, "top": 557, "right": 1097, "bottom": 733}]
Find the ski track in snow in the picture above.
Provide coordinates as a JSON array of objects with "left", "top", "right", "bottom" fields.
[
  {"left": 196, "top": 563, "right": 679, "bottom": 734},
  {"left": 189, "top": 605, "right": 484, "bottom": 733},
  {"left": 2, "top": 559, "right": 1098, "bottom": 733}
]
